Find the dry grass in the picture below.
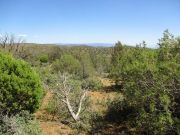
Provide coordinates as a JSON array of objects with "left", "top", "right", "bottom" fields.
[
  {"left": 88, "top": 78, "right": 120, "bottom": 113},
  {"left": 39, "top": 121, "right": 75, "bottom": 135},
  {"left": 99, "top": 77, "right": 115, "bottom": 87},
  {"left": 35, "top": 91, "right": 76, "bottom": 135},
  {"left": 88, "top": 91, "right": 118, "bottom": 113},
  {"left": 35, "top": 91, "right": 54, "bottom": 120}
]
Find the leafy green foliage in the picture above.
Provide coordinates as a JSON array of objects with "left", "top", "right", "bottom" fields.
[
  {"left": 83, "top": 77, "right": 103, "bottom": 91},
  {"left": 79, "top": 53, "right": 95, "bottom": 78},
  {"left": 109, "top": 30, "right": 180, "bottom": 134},
  {"left": 123, "top": 67, "right": 174, "bottom": 134},
  {"left": 53, "top": 54, "right": 81, "bottom": 75},
  {"left": 105, "top": 96, "right": 133, "bottom": 123},
  {"left": 39, "top": 54, "right": 48, "bottom": 63},
  {"left": 0, "top": 52, "right": 43, "bottom": 114},
  {"left": 45, "top": 95, "right": 60, "bottom": 119},
  {"left": 110, "top": 41, "right": 124, "bottom": 79}
]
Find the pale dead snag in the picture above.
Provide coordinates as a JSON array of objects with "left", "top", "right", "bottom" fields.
[{"left": 54, "top": 74, "right": 88, "bottom": 122}]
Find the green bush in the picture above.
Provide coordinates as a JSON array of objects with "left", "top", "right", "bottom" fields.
[
  {"left": 123, "top": 67, "right": 174, "bottom": 134},
  {"left": 83, "top": 77, "right": 103, "bottom": 91},
  {"left": 105, "top": 97, "right": 135, "bottom": 123},
  {"left": 52, "top": 54, "right": 81, "bottom": 75},
  {"left": 45, "top": 95, "right": 60, "bottom": 120},
  {"left": 39, "top": 54, "right": 48, "bottom": 63},
  {"left": 118, "top": 47, "right": 175, "bottom": 134},
  {"left": 110, "top": 56, "right": 175, "bottom": 134},
  {"left": 0, "top": 52, "right": 43, "bottom": 114},
  {"left": 108, "top": 33, "right": 180, "bottom": 134}
]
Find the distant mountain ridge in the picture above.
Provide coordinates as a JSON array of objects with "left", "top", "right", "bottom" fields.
[{"left": 55, "top": 43, "right": 114, "bottom": 47}]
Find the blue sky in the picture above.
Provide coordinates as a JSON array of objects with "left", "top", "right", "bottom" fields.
[{"left": 0, "top": 0, "right": 180, "bottom": 47}]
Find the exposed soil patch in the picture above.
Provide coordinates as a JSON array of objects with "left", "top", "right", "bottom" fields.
[
  {"left": 35, "top": 91, "right": 75, "bottom": 135},
  {"left": 39, "top": 121, "right": 75, "bottom": 135}
]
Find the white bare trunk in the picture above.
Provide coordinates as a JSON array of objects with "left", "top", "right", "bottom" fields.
[
  {"left": 65, "top": 97, "right": 79, "bottom": 121},
  {"left": 55, "top": 74, "right": 88, "bottom": 122},
  {"left": 76, "top": 91, "right": 87, "bottom": 118},
  {"left": 64, "top": 90, "right": 87, "bottom": 121}
]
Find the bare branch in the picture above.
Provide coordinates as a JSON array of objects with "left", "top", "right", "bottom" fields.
[
  {"left": 76, "top": 88, "right": 88, "bottom": 118},
  {"left": 53, "top": 73, "right": 88, "bottom": 122},
  {"left": 0, "top": 33, "right": 25, "bottom": 56}
]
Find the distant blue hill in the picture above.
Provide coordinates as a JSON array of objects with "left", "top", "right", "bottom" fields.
[
  {"left": 86, "top": 43, "right": 114, "bottom": 47},
  {"left": 55, "top": 43, "right": 114, "bottom": 47}
]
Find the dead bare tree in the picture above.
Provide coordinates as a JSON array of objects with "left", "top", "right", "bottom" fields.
[
  {"left": 54, "top": 73, "right": 88, "bottom": 122},
  {"left": 0, "top": 33, "right": 25, "bottom": 54}
]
